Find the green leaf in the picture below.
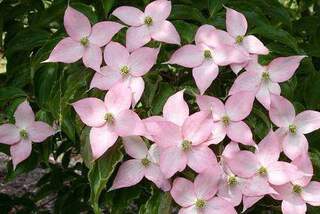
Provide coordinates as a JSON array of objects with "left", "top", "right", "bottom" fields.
[
  {"left": 172, "top": 20, "right": 198, "bottom": 44},
  {"left": 170, "top": 5, "right": 207, "bottom": 23},
  {"left": 0, "top": 87, "right": 27, "bottom": 102},
  {"left": 151, "top": 82, "right": 175, "bottom": 115},
  {"left": 303, "top": 72, "right": 320, "bottom": 110},
  {"left": 88, "top": 143, "right": 124, "bottom": 214},
  {"left": 208, "top": 0, "right": 225, "bottom": 17},
  {"left": 70, "top": 3, "right": 98, "bottom": 24},
  {"left": 139, "top": 187, "right": 172, "bottom": 214},
  {"left": 80, "top": 127, "right": 94, "bottom": 169}
]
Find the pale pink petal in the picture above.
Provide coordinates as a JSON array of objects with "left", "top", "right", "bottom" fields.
[
  {"left": 128, "top": 76, "right": 145, "bottom": 107},
  {"left": 222, "top": 142, "right": 240, "bottom": 159},
  {"left": 282, "top": 133, "right": 308, "bottom": 160},
  {"left": 301, "top": 181, "right": 320, "bottom": 205},
  {"left": 179, "top": 206, "right": 197, "bottom": 214},
  {"left": 82, "top": 44, "right": 102, "bottom": 72},
  {"left": 89, "top": 125, "right": 118, "bottom": 159},
  {"left": 167, "top": 45, "right": 203, "bottom": 68},
  {"left": 160, "top": 146, "right": 187, "bottom": 178},
  {"left": 90, "top": 66, "right": 122, "bottom": 90},
  {"left": 192, "top": 60, "right": 219, "bottom": 95},
  {"left": 64, "top": 7, "right": 91, "bottom": 41},
  {"left": 294, "top": 110, "right": 320, "bottom": 134},
  {"left": 27, "top": 121, "right": 55, "bottom": 143},
  {"left": 171, "top": 177, "right": 196, "bottom": 207},
  {"left": 272, "top": 183, "right": 293, "bottom": 201},
  {"left": 110, "top": 160, "right": 145, "bottom": 190},
  {"left": 145, "top": 163, "right": 171, "bottom": 191},
  {"left": 269, "top": 94, "right": 296, "bottom": 127},
  {"left": 256, "top": 130, "right": 281, "bottom": 166},
  {"left": 10, "top": 139, "right": 32, "bottom": 169},
  {"left": 103, "top": 41, "right": 129, "bottom": 70},
  {"left": 195, "top": 24, "right": 216, "bottom": 45},
  {"left": 147, "top": 144, "right": 160, "bottom": 164},
  {"left": 196, "top": 95, "right": 225, "bottom": 120},
  {"left": 282, "top": 197, "right": 307, "bottom": 214},
  {"left": 114, "top": 110, "right": 145, "bottom": 136},
  {"left": 241, "top": 35, "right": 269, "bottom": 55},
  {"left": 230, "top": 63, "right": 246, "bottom": 75},
  {"left": 88, "top": 21, "right": 124, "bottom": 47},
  {"left": 242, "top": 176, "right": 277, "bottom": 196},
  {"left": 112, "top": 6, "right": 144, "bottom": 26},
  {"left": 242, "top": 196, "right": 263, "bottom": 212},
  {"left": 142, "top": 116, "right": 166, "bottom": 141},
  {"left": 229, "top": 71, "right": 261, "bottom": 95},
  {"left": 267, "top": 162, "right": 298, "bottom": 185},
  {"left": 205, "top": 121, "right": 227, "bottom": 145},
  {"left": 204, "top": 197, "right": 237, "bottom": 214},
  {"left": 218, "top": 182, "right": 242, "bottom": 206},
  {"left": 126, "top": 25, "right": 151, "bottom": 52},
  {"left": 0, "top": 124, "right": 20, "bottom": 145},
  {"left": 187, "top": 146, "right": 218, "bottom": 173},
  {"left": 122, "top": 136, "right": 148, "bottom": 159},
  {"left": 182, "top": 111, "right": 212, "bottom": 145},
  {"left": 268, "top": 56, "right": 305, "bottom": 83},
  {"left": 245, "top": 57, "right": 266, "bottom": 74},
  {"left": 292, "top": 153, "right": 313, "bottom": 186},
  {"left": 213, "top": 45, "right": 249, "bottom": 66},
  {"left": 163, "top": 90, "right": 189, "bottom": 126},
  {"left": 150, "top": 21, "right": 181, "bottom": 45},
  {"left": 256, "top": 83, "right": 272, "bottom": 110},
  {"left": 14, "top": 101, "right": 35, "bottom": 129},
  {"left": 104, "top": 83, "right": 131, "bottom": 115},
  {"left": 226, "top": 7, "right": 247, "bottom": 37},
  {"left": 225, "top": 91, "right": 255, "bottom": 121},
  {"left": 268, "top": 81, "right": 281, "bottom": 94},
  {"left": 227, "top": 151, "right": 260, "bottom": 178},
  {"left": 128, "top": 47, "right": 158, "bottom": 76},
  {"left": 194, "top": 168, "right": 221, "bottom": 200},
  {"left": 227, "top": 121, "right": 253, "bottom": 145},
  {"left": 203, "top": 29, "right": 235, "bottom": 47},
  {"left": 148, "top": 121, "right": 182, "bottom": 148},
  {"left": 72, "top": 98, "right": 107, "bottom": 127},
  {"left": 43, "top": 37, "right": 84, "bottom": 63},
  {"left": 145, "top": 0, "right": 171, "bottom": 22}
]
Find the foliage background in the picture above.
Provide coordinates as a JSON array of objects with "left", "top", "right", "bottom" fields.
[{"left": 0, "top": 0, "right": 320, "bottom": 213}]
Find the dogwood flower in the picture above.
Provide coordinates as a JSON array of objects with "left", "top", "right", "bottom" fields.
[
  {"left": 90, "top": 42, "right": 159, "bottom": 106},
  {"left": 225, "top": 7, "right": 269, "bottom": 74},
  {"left": 269, "top": 94, "right": 320, "bottom": 159},
  {"left": 0, "top": 101, "right": 55, "bottom": 168},
  {"left": 167, "top": 25, "right": 249, "bottom": 94},
  {"left": 229, "top": 55, "right": 305, "bottom": 109},
  {"left": 196, "top": 91, "right": 255, "bottom": 145},
  {"left": 110, "top": 136, "right": 170, "bottom": 191},
  {"left": 170, "top": 171, "right": 237, "bottom": 214},
  {"left": 112, "top": 0, "right": 180, "bottom": 51},
  {"left": 44, "top": 7, "right": 124, "bottom": 72},
  {"left": 72, "top": 83, "right": 145, "bottom": 159}
]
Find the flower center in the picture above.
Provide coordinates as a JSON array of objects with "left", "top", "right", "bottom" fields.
[
  {"left": 204, "top": 50, "right": 212, "bottom": 59},
  {"left": 262, "top": 71, "right": 270, "bottom": 81},
  {"left": 104, "top": 113, "right": 114, "bottom": 124},
  {"left": 235, "top": 35, "right": 244, "bottom": 44},
  {"left": 258, "top": 166, "right": 268, "bottom": 175},
  {"left": 141, "top": 158, "right": 151, "bottom": 167},
  {"left": 222, "top": 116, "right": 230, "bottom": 126},
  {"left": 120, "top": 65, "right": 130, "bottom": 76},
  {"left": 227, "top": 175, "right": 238, "bottom": 186},
  {"left": 292, "top": 184, "right": 302, "bottom": 194},
  {"left": 144, "top": 16, "right": 153, "bottom": 26},
  {"left": 80, "top": 37, "right": 89, "bottom": 47},
  {"left": 20, "top": 129, "right": 28, "bottom": 139},
  {"left": 181, "top": 140, "right": 192, "bottom": 151},
  {"left": 289, "top": 124, "right": 297, "bottom": 135},
  {"left": 195, "top": 199, "right": 206, "bottom": 209}
]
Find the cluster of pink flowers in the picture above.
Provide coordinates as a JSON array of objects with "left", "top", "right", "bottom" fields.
[{"left": 1, "top": 1, "right": 320, "bottom": 213}]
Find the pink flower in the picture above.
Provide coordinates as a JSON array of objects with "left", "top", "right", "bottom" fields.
[
  {"left": 110, "top": 136, "right": 170, "bottom": 191},
  {"left": 90, "top": 42, "right": 159, "bottom": 107},
  {"left": 229, "top": 55, "right": 305, "bottom": 109},
  {"left": 44, "top": 7, "right": 124, "bottom": 72},
  {"left": 167, "top": 25, "right": 249, "bottom": 94},
  {"left": 72, "top": 83, "right": 145, "bottom": 159},
  {"left": 170, "top": 171, "right": 237, "bottom": 214},
  {"left": 112, "top": 0, "right": 180, "bottom": 51},
  {"left": 225, "top": 7, "right": 269, "bottom": 74},
  {"left": 269, "top": 94, "right": 320, "bottom": 159},
  {"left": 0, "top": 101, "right": 55, "bottom": 168},
  {"left": 196, "top": 91, "right": 255, "bottom": 145}
]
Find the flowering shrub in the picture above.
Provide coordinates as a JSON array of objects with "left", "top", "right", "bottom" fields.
[{"left": 1, "top": 0, "right": 320, "bottom": 213}]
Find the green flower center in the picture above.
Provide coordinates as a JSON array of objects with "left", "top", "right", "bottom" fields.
[
  {"left": 289, "top": 124, "right": 297, "bottom": 134},
  {"left": 144, "top": 16, "right": 153, "bottom": 26},
  {"left": 195, "top": 199, "right": 206, "bottom": 209},
  {"left": 181, "top": 140, "right": 192, "bottom": 151},
  {"left": 222, "top": 116, "right": 230, "bottom": 126},
  {"left": 258, "top": 166, "right": 268, "bottom": 175},
  {"left": 227, "top": 175, "right": 238, "bottom": 186},
  {"left": 20, "top": 129, "right": 28, "bottom": 139},
  {"left": 235, "top": 35, "right": 244, "bottom": 44},
  {"left": 104, "top": 113, "right": 114, "bottom": 124},
  {"left": 80, "top": 37, "right": 89, "bottom": 46},
  {"left": 293, "top": 184, "right": 302, "bottom": 194},
  {"left": 204, "top": 50, "right": 212, "bottom": 59},
  {"left": 120, "top": 65, "right": 130, "bottom": 76},
  {"left": 141, "top": 158, "right": 151, "bottom": 167},
  {"left": 262, "top": 71, "right": 270, "bottom": 81}
]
